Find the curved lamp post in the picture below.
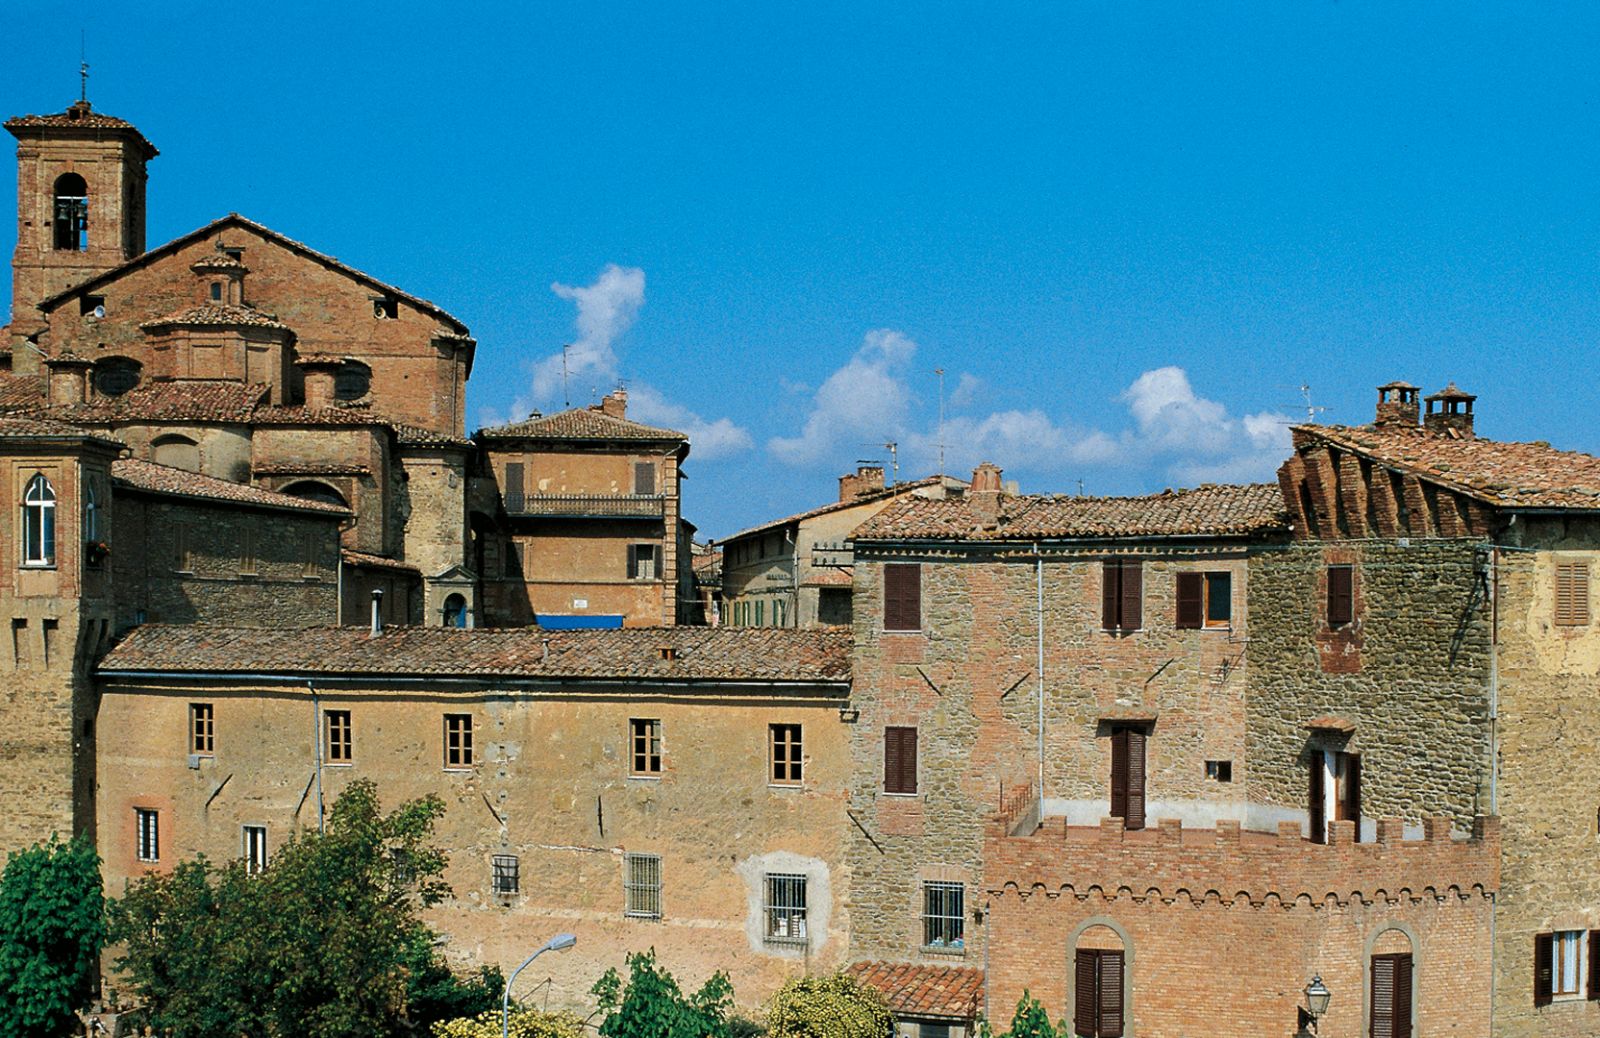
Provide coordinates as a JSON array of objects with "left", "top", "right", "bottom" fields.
[{"left": 503, "top": 932, "right": 577, "bottom": 1038}]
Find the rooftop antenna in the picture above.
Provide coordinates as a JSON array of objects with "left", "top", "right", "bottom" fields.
[
  {"left": 859, "top": 442, "right": 898, "bottom": 484},
  {"left": 79, "top": 31, "right": 89, "bottom": 102},
  {"left": 934, "top": 368, "right": 946, "bottom": 475},
  {"left": 1297, "top": 383, "right": 1329, "bottom": 424},
  {"left": 561, "top": 344, "right": 571, "bottom": 408},
  {"left": 1076, "top": 479, "right": 1085, "bottom": 497}
]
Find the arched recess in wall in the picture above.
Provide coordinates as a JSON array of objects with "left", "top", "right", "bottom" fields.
[
  {"left": 93, "top": 356, "right": 142, "bottom": 397},
  {"left": 334, "top": 360, "right": 371, "bottom": 401},
  {"left": 281, "top": 480, "right": 348, "bottom": 509},
  {"left": 1070, "top": 920, "right": 1130, "bottom": 1038},
  {"left": 52, "top": 172, "right": 88, "bottom": 251},
  {"left": 151, "top": 434, "right": 200, "bottom": 472},
  {"left": 443, "top": 593, "right": 467, "bottom": 628},
  {"left": 1366, "top": 926, "right": 1416, "bottom": 1038}
]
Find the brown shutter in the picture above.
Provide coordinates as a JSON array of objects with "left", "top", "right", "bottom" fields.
[
  {"left": 1176, "top": 572, "right": 1203, "bottom": 629},
  {"left": 1102, "top": 561, "right": 1120, "bottom": 630},
  {"left": 1124, "top": 728, "right": 1146, "bottom": 831},
  {"left": 884, "top": 564, "right": 921, "bottom": 631},
  {"left": 1393, "top": 954, "right": 1413, "bottom": 1035},
  {"left": 1074, "top": 949, "right": 1097, "bottom": 1037},
  {"left": 1556, "top": 563, "right": 1591, "bottom": 626},
  {"left": 504, "top": 462, "right": 524, "bottom": 510},
  {"left": 634, "top": 461, "right": 656, "bottom": 496},
  {"left": 900, "top": 727, "right": 917, "bottom": 794},
  {"left": 1110, "top": 729, "right": 1128, "bottom": 822},
  {"left": 1370, "top": 955, "right": 1397, "bottom": 1038},
  {"left": 884, "top": 727, "right": 917, "bottom": 795},
  {"left": 1344, "top": 753, "right": 1362, "bottom": 843},
  {"left": 1098, "top": 949, "right": 1124, "bottom": 1038},
  {"left": 1328, "top": 566, "right": 1354, "bottom": 626},
  {"left": 1534, "top": 932, "right": 1554, "bottom": 1006},
  {"left": 1309, "top": 750, "right": 1326, "bottom": 844},
  {"left": 1119, "top": 561, "right": 1142, "bottom": 631},
  {"left": 1590, "top": 931, "right": 1600, "bottom": 1001}
]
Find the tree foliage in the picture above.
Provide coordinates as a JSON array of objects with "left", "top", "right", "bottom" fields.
[
  {"left": 431, "top": 1007, "right": 585, "bottom": 1038},
  {"left": 108, "top": 779, "right": 466, "bottom": 1038},
  {"left": 592, "top": 949, "right": 735, "bottom": 1038},
  {"left": 764, "top": 973, "right": 892, "bottom": 1038},
  {"left": 979, "top": 992, "right": 1062, "bottom": 1038},
  {"left": 0, "top": 836, "right": 106, "bottom": 1038}
]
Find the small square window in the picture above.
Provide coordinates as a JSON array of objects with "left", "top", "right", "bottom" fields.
[
  {"left": 630, "top": 718, "right": 662, "bottom": 776},
  {"left": 1205, "top": 760, "right": 1233, "bottom": 783},
  {"left": 492, "top": 854, "right": 519, "bottom": 896},
  {"left": 769, "top": 723, "right": 803, "bottom": 786},
  {"left": 189, "top": 703, "right": 214, "bottom": 755},
  {"left": 444, "top": 714, "right": 474, "bottom": 769},
  {"left": 624, "top": 852, "right": 662, "bottom": 919},
  {"left": 764, "top": 873, "right": 807, "bottom": 944},
  {"left": 922, "top": 881, "right": 965, "bottom": 951},
  {"left": 136, "top": 808, "right": 159, "bottom": 863}
]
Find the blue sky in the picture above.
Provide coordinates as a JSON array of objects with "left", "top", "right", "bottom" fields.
[{"left": 5, "top": 2, "right": 1599, "bottom": 538}]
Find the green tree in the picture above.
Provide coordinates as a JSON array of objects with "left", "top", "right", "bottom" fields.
[
  {"left": 763, "top": 973, "right": 892, "bottom": 1038},
  {"left": 401, "top": 928, "right": 504, "bottom": 1030},
  {"left": 109, "top": 779, "right": 464, "bottom": 1038},
  {"left": 591, "top": 948, "right": 735, "bottom": 1038},
  {"left": 981, "top": 992, "right": 1061, "bottom": 1038},
  {"left": 0, "top": 835, "right": 107, "bottom": 1038}
]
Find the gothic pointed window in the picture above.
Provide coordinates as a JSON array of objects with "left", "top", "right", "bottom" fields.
[
  {"left": 22, "top": 474, "right": 56, "bottom": 566},
  {"left": 52, "top": 173, "right": 88, "bottom": 252}
]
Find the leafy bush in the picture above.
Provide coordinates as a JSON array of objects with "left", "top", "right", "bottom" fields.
[
  {"left": 592, "top": 948, "right": 735, "bottom": 1038},
  {"left": 0, "top": 836, "right": 106, "bottom": 1038},
  {"left": 432, "top": 1007, "right": 586, "bottom": 1038},
  {"left": 978, "top": 991, "right": 1060, "bottom": 1038},
  {"left": 764, "top": 973, "right": 892, "bottom": 1038}
]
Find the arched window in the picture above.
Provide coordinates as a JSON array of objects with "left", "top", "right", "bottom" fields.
[
  {"left": 151, "top": 434, "right": 200, "bottom": 472},
  {"left": 93, "top": 357, "right": 142, "bottom": 397},
  {"left": 443, "top": 594, "right": 467, "bottom": 628},
  {"left": 334, "top": 361, "right": 371, "bottom": 401},
  {"left": 52, "top": 173, "right": 88, "bottom": 252},
  {"left": 281, "top": 481, "right": 347, "bottom": 508},
  {"left": 1073, "top": 924, "right": 1126, "bottom": 1038},
  {"left": 1370, "top": 929, "right": 1414, "bottom": 1038},
  {"left": 22, "top": 474, "right": 56, "bottom": 566},
  {"left": 83, "top": 477, "right": 100, "bottom": 542}
]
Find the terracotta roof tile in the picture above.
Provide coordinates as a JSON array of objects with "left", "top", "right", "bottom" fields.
[
  {"left": 111, "top": 459, "right": 350, "bottom": 515},
  {"left": 844, "top": 962, "right": 984, "bottom": 1020},
  {"left": 0, "top": 414, "right": 120, "bottom": 442},
  {"left": 141, "top": 303, "right": 288, "bottom": 330},
  {"left": 342, "top": 549, "right": 421, "bottom": 573},
  {"left": 477, "top": 407, "right": 686, "bottom": 443},
  {"left": 38, "top": 381, "right": 268, "bottom": 423},
  {"left": 717, "top": 476, "right": 962, "bottom": 545},
  {"left": 0, "top": 376, "right": 47, "bottom": 412},
  {"left": 98, "top": 624, "right": 852, "bottom": 684},
  {"left": 392, "top": 423, "right": 474, "bottom": 449},
  {"left": 1297, "top": 424, "right": 1600, "bottom": 509},
  {"left": 5, "top": 103, "right": 158, "bottom": 156},
  {"left": 800, "top": 569, "right": 853, "bottom": 587},
  {"left": 853, "top": 483, "right": 1288, "bottom": 542}
]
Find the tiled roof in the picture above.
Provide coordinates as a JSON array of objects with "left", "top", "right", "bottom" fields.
[
  {"left": 5, "top": 103, "right": 158, "bottom": 157},
  {"left": 0, "top": 414, "right": 121, "bottom": 443},
  {"left": 1296, "top": 424, "right": 1600, "bottom": 510},
  {"left": 98, "top": 624, "right": 852, "bottom": 685},
  {"left": 718, "top": 476, "right": 959, "bottom": 545},
  {"left": 0, "top": 376, "right": 46, "bottom": 412},
  {"left": 141, "top": 303, "right": 288, "bottom": 330},
  {"left": 477, "top": 407, "right": 686, "bottom": 443},
  {"left": 853, "top": 483, "right": 1289, "bottom": 542},
  {"left": 190, "top": 252, "right": 248, "bottom": 272},
  {"left": 800, "top": 569, "right": 853, "bottom": 587},
  {"left": 36, "top": 214, "right": 468, "bottom": 333},
  {"left": 36, "top": 382, "right": 268, "bottom": 423},
  {"left": 392, "top": 423, "right": 474, "bottom": 449},
  {"left": 844, "top": 962, "right": 983, "bottom": 1020},
  {"left": 111, "top": 459, "right": 350, "bottom": 515},
  {"left": 342, "top": 549, "right": 421, "bottom": 573}
]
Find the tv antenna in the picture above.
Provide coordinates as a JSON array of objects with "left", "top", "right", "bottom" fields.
[
  {"left": 561, "top": 344, "right": 571, "bottom": 408},
  {"left": 859, "top": 442, "right": 899, "bottom": 484},
  {"left": 934, "top": 368, "right": 946, "bottom": 475},
  {"left": 1297, "top": 383, "right": 1329, "bottom": 424}
]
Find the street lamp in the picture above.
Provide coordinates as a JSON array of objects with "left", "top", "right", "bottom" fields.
[
  {"left": 1299, "top": 975, "right": 1331, "bottom": 1035},
  {"left": 503, "top": 932, "right": 577, "bottom": 1038}
]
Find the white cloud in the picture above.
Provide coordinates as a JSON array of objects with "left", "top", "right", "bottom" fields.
[
  {"left": 529, "top": 264, "right": 646, "bottom": 403},
  {"left": 629, "top": 384, "right": 754, "bottom": 462},
  {"left": 949, "top": 372, "right": 985, "bottom": 409},
  {"left": 1118, "top": 365, "right": 1293, "bottom": 484},
  {"left": 768, "top": 329, "right": 919, "bottom": 466}
]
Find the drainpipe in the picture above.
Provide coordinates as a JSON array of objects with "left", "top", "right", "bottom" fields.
[
  {"left": 1035, "top": 543, "right": 1045, "bottom": 803},
  {"left": 1489, "top": 545, "right": 1499, "bottom": 814},
  {"left": 311, "top": 680, "right": 324, "bottom": 834}
]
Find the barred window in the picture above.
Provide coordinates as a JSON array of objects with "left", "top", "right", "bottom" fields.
[
  {"left": 769, "top": 723, "right": 803, "bottom": 786},
  {"left": 764, "top": 873, "right": 808, "bottom": 945},
  {"left": 135, "top": 808, "right": 159, "bottom": 863},
  {"left": 630, "top": 718, "right": 662, "bottom": 776},
  {"left": 444, "top": 714, "right": 474, "bottom": 769},
  {"left": 492, "top": 854, "right": 519, "bottom": 896},
  {"left": 190, "top": 703, "right": 214, "bottom": 755},
  {"left": 243, "top": 825, "right": 268, "bottom": 874},
  {"left": 325, "top": 709, "right": 352, "bottom": 764},
  {"left": 624, "top": 853, "right": 662, "bottom": 919},
  {"left": 922, "top": 881, "right": 965, "bottom": 950}
]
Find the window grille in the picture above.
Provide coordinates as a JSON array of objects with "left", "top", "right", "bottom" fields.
[
  {"left": 624, "top": 853, "right": 662, "bottom": 919},
  {"left": 922, "top": 881, "right": 965, "bottom": 950},
  {"left": 630, "top": 719, "right": 662, "bottom": 775},
  {"left": 444, "top": 714, "right": 474, "bottom": 768},
  {"left": 136, "top": 808, "right": 159, "bottom": 863},
  {"left": 492, "top": 854, "right": 520, "bottom": 896},
  {"left": 763, "top": 873, "right": 807, "bottom": 944},
  {"left": 243, "top": 825, "right": 268, "bottom": 874},
  {"left": 190, "top": 703, "right": 214, "bottom": 755}
]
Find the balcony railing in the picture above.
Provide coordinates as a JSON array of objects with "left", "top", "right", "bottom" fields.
[{"left": 504, "top": 492, "right": 667, "bottom": 518}]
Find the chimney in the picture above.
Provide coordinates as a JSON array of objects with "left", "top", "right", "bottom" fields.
[
  {"left": 370, "top": 589, "right": 384, "bottom": 637},
  {"left": 45, "top": 354, "right": 91, "bottom": 405},
  {"left": 298, "top": 358, "right": 341, "bottom": 411},
  {"left": 1374, "top": 381, "right": 1420, "bottom": 429},
  {"left": 970, "top": 462, "right": 1003, "bottom": 526},
  {"left": 600, "top": 388, "right": 628, "bottom": 419},
  {"left": 838, "top": 464, "right": 886, "bottom": 502},
  {"left": 1423, "top": 382, "right": 1476, "bottom": 438}
]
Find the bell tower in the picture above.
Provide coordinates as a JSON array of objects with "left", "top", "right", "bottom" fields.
[{"left": 5, "top": 99, "right": 157, "bottom": 342}]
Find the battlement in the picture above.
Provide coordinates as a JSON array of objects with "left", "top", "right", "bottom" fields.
[{"left": 986, "top": 813, "right": 1499, "bottom": 908}]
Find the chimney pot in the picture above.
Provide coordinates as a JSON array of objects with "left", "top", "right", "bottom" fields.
[
  {"left": 1374, "top": 381, "right": 1420, "bottom": 429},
  {"left": 600, "top": 389, "right": 628, "bottom": 419},
  {"left": 838, "top": 464, "right": 886, "bottom": 502},
  {"left": 45, "top": 355, "right": 91, "bottom": 406},
  {"left": 970, "top": 462, "right": 1004, "bottom": 526},
  {"left": 1423, "top": 382, "right": 1476, "bottom": 438}
]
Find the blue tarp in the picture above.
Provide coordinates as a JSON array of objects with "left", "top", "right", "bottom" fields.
[{"left": 535, "top": 613, "right": 625, "bottom": 630}]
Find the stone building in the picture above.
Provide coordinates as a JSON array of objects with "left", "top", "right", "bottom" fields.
[{"left": 719, "top": 466, "right": 965, "bottom": 629}]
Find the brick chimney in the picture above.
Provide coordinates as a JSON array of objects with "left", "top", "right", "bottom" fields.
[
  {"left": 599, "top": 389, "right": 628, "bottom": 419},
  {"left": 298, "top": 357, "right": 342, "bottom": 411},
  {"left": 970, "top": 462, "right": 1003, "bottom": 526},
  {"left": 1374, "top": 381, "right": 1420, "bottom": 429},
  {"left": 838, "top": 465, "right": 886, "bottom": 502},
  {"left": 45, "top": 354, "right": 91, "bottom": 405},
  {"left": 1423, "top": 383, "right": 1475, "bottom": 438}
]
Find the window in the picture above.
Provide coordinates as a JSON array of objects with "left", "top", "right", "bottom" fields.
[
  {"left": 83, "top": 477, "right": 100, "bottom": 544},
  {"left": 1309, "top": 749, "right": 1361, "bottom": 844},
  {"left": 325, "top": 710, "right": 352, "bottom": 764},
  {"left": 884, "top": 726, "right": 918, "bottom": 795},
  {"left": 630, "top": 718, "right": 662, "bottom": 776},
  {"left": 283, "top": 481, "right": 347, "bottom": 509},
  {"left": 1101, "top": 560, "right": 1142, "bottom": 632},
  {"left": 634, "top": 461, "right": 657, "bottom": 496},
  {"left": 769, "top": 723, "right": 802, "bottom": 786},
  {"left": 1176, "top": 571, "right": 1231, "bottom": 629},
  {"left": 443, "top": 593, "right": 467, "bottom": 628},
  {"left": 93, "top": 357, "right": 141, "bottom": 396},
  {"left": 884, "top": 563, "right": 922, "bottom": 631},
  {"left": 492, "top": 854, "right": 519, "bottom": 896},
  {"left": 1073, "top": 946, "right": 1125, "bottom": 1038},
  {"left": 372, "top": 297, "right": 398, "bottom": 320},
  {"left": 209, "top": 282, "right": 223, "bottom": 301},
  {"left": 1369, "top": 953, "right": 1414, "bottom": 1038},
  {"left": 334, "top": 361, "right": 371, "bottom": 401},
  {"left": 243, "top": 825, "right": 268, "bottom": 874},
  {"left": 135, "top": 808, "right": 159, "bottom": 863},
  {"left": 190, "top": 703, "right": 214, "bottom": 755},
  {"left": 628, "top": 544, "right": 659, "bottom": 580},
  {"left": 444, "top": 713, "right": 474, "bottom": 769},
  {"left": 502, "top": 462, "right": 525, "bottom": 512},
  {"left": 1327, "top": 565, "right": 1355, "bottom": 627},
  {"left": 21, "top": 474, "right": 55, "bottom": 566},
  {"left": 172, "top": 524, "right": 191, "bottom": 573},
  {"left": 1205, "top": 760, "right": 1232, "bottom": 783},
  {"left": 239, "top": 522, "right": 257, "bottom": 576},
  {"left": 624, "top": 852, "right": 662, "bottom": 919},
  {"left": 755, "top": 600, "right": 765, "bottom": 627},
  {"left": 922, "top": 881, "right": 964, "bottom": 950},
  {"left": 1535, "top": 930, "right": 1600, "bottom": 1004},
  {"left": 80, "top": 294, "right": 105, "bottom": 317},
  {"left": 1556, "top": 562, "right": 1591, "bottom": 626},
  {"left": 763, "top": 873, "right": 807, "bottom": 944},
  {"left": 52, "top": 172, "right": 88, "bottom": 252},
  {"left": 1109, "top": 727, "right": 1147, "bottom": 830}
]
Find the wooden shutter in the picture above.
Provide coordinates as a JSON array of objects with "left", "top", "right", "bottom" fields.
[
  {"left": 1328, "top": 566, "right": 1354, "bottom": 627},
  {"left": 1309, "top": 751, "right": 1326, "bottom": 844},
  {"left": 634, "top": 462, "right": 656, "bottom": 496},
  {"left": 1098, "top": 949, "right": 1124, "bottom": 1038},
  {"left": 1343, "top": 753, "right": 1362, "bottom": 843},
  {"left": 627, "top": 545, "right": 640, "bottom": 579},
  {"left": 503, "top": 462, "right": 524, "bottom": 510},
  {"left": 1556, "top": 562, "right": 1590, "bottom": 626},
  {"left": 1102, "top": 561, "right": 1121, "bottom": 630},
  {"left": 1124, "top": 729, "right": 1146, "bottom": 831},
  {"left": 1393, "top": 954, "right": 1413, "bottom": 1035},
  {"left": 884, "top": 727, "right": 917, "bottom": 794},
  {"left": 1534, "top": 932, "right": 1554, "bottom": 1006},
  {"left": 1074, "top": 949, "right": 1097, "bottom": 1037},
  {"left": 1370, "top": 955, "right": 1397, "bottom": 1038},
  {"left": 1110, "top": 729, "right": 1128, "bottom": 822},
  {"left": 1119, "top": 562, "right": 1142, "bottom": 631},
  {"left": 1175, "top": 572, "right": 1203, "bottom": 629},
  {"left": 1589, "top": 930, "right": 1600, "bottom": 1001},
  {"left": 884, "top": 563, "right": 921, "bottom": 631}
]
